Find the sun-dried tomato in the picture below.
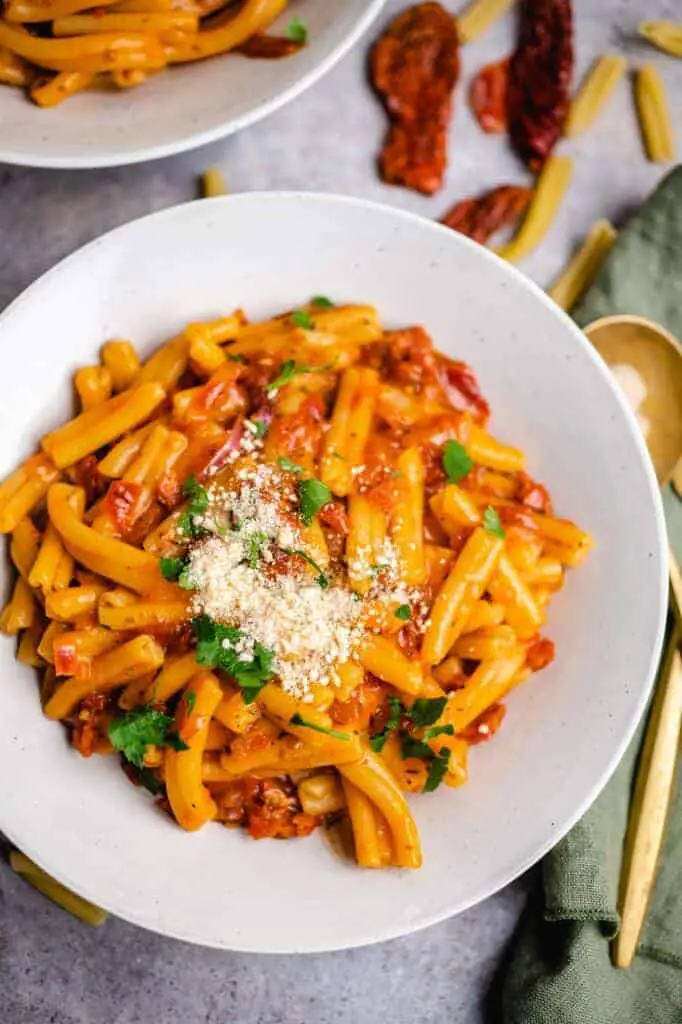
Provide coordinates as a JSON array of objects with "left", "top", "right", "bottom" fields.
[
  {"left": 508, "top": 0, "right": 573, "bottom": 171},
  {"left": 515, "top": 471, "right": 553, "bottom": 514},
  {"left": 69, "top": 455, "right": 107, "bottom": 505},
  {"left": 217, "top": 777, "right": 320, "bottom": 840},
  {"left": 441, "top": 185, "right": 532, "bottom": 245},
  {"left": 371, "top": 3, "right": 460, "bottom": 195},
  {"left": 319, "top": 501, "right": 350, "bottom": 536},
  {"left": 469, "top": 58, "right": 510, "bottom": 133},
  {"left": 459, "top": 702, "right": 506, "bottom": 745},
  {"left": 439, "top": 359, "right": 490, "bottom": 422},
  {"left": 237, "top": 34, "right": 303, "bottom": 59},
  {"left": 526, "top": 636, "right": 556, "bottom": 672}
]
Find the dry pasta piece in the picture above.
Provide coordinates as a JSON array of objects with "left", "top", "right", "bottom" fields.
[
  {"left": 422, "top": 526, "right": 504, "bottom": 665},
  {"left": 340, "top": 750, "right": 422, "bottom": 869},
  {"left": 639, "top": 21, "right": 682, "bottom": 59},
  {"left": 166, "top": 672, "right": 223, "bottom": 831},
  {"left": 30, "top": 70, "right": 93, "bottom": 108},
  {"left": 42, "top": 383, "right": 166, "bottom": 468},
  {"left": 497, "top": 156, "right": 573, "bottom": 264},
  {"left": 341, "top": 778, "right": 393, "bottom": 868},
  {"left": 564, "top": 55, "right": 626, "bottom": 138},
  {"left": 201, "top": 167, "right": 228, "bottom": 197},
  {"left": 101, "top": 340, "right": 141, "bottom": 392},
  {"left": 456, "top": 0, "right": 517, "bottom": 44},
  {"left": 635, "top": 65, "right": 676, "bottom": 163},
  {"left": 547, "top": 219, "right": 617, "bottom": 311},
  {"left": 10, "top": 851, "right": 108, "bottom": 927}
]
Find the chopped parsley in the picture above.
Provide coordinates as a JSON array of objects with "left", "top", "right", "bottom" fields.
[
  {"left": 159, "top": 556, "right": 186, "bottom": 582},
  {"left": 311, "top": 295, "right": 333, "bottom": 309},
  {"left": 483, "top": 505, "right": 505, "bottom": 538},
  {"left": 282, "top": 547, "right": 329, "bottom": 588},
  {"left": 425, "top": 724, "right": 455, "bottom": 740},
  {"left": 186, "top": 691, "right": 196, "bottom": 715},
  {"left": 400, "top": 735, "right": 433, "bottom": 761},
  {"left": 178, "top": 475, "right": 210, "bottom": 538},
  {"left": 247, "top": 530, "right": 268, "bottom": 569},
  {"left": 290, "top": 309, "right": 315, "bottom": 330},
  {"left": 226, "top": 352, "right": 246, "bottom": 363},
  {"left": 370, "top": 695, "right": 403, "bottom": 752},
  {"left": 289, "top": 713, "right": 349, "bottom": 740},
  {"left": 138, "top": 767, "right": 163, "bottom": 795},
  {"left": 246, "top": 418, "right": 268, "bottom": 439},
  {"left": 268, "top": 358, "right": 336, "bottom": 394},
  {"left": 442, "top": 439, "right": 473, "bottom": 484},
  {"left": 424, "top": 749, "right": 450, "bottom": 792},
  {"left": 409, "top": 697, "right": 447, "bottom": 727},
  {"left": 298, "top": 477, "right": 331, "bottom": 526},
  {"left": 286, "top": 17, "right": 307, "bottom": 44},
  {"left": 395, "top": 604, "right": 411, "bottom": 621},
  {"left": 108, "top": 707, "right": 189, "bottom": 768},
  {"left": 177, "top": 564, "right": 197, "bottom": 589},
  {"left": 192, "top": 615, "right": 275, "bottom": 703},
  {"left": 278, "top": 455, "right": 303, "bottom": 474}
]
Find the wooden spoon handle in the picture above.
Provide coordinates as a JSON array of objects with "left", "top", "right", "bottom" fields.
[{"left": 614, "top": 630, "right": 682, "bottom": 968}]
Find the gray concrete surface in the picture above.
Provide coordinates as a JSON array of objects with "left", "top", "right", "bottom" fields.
[{"left": 0, "top": 1, "right": 680, "bottom": 1021}]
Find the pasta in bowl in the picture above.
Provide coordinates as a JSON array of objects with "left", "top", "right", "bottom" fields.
[
  {"left": 0, "top": 194, "right": 665, "bottom": 950},
  {"left": 0, "top": 300, "right": 593, "bottom": 870}
]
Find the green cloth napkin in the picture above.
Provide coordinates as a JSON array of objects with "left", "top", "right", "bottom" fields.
[{"left": 501, "top": 167, "right": 682, "bottom": 1023}]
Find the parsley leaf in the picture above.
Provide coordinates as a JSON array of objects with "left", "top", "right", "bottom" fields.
[
  {"left": 226, "top": 353, "right": 246, "bottom": 364},
  {"left": 395, "top": 604, "right": 411, "bottom": 621},
  {"left": 177, "top": 564, "right": 197, "bottom": 589},
  {"left": 186, "top": 691, "right": 196, "bottom": 715},
  {"left": 409, "top": 697, "right": 447, "bottom": 727},
  {"left": 191, "top": 615, "right": 275, "bottom": 703},
  {"left": 425, "top": 724, "right": 455, "bottom": 740},
  {"left": 246, "top": 419, "right": 268, "bottom": 439},
  {"left": 179, "top": 475, "right": 210, "bottom": 538},
  {"left": 159, "top": 556, "right": 185, "bottom": 581},
  {"left": 298, "top": 477, "right": 331, "bottom": 526},
  {"left": 424, "top": 749, "right": 450, "bottom": 792},
  {"left": 311, "top": 295, "right": 333, "bottom": 309},
  {"left": 289, "top": 713, "right": 349, "bottom": 740},
  {"left": 291, "top": 309, "right": 315, "bottom": 330},
  {"left": 108, "top": 708, "right": 187, "bottom": 768},
  {"left": 400, "top": 735, "right": 434, "bottom": 761},
  {"left": 282, "top": 547, "right": 329, "bottom": 588},
  {"left": 138, "top": 767, "right": 163, "bottom": 795},
  {"left": 166, "top": 731, "right": 190, "bottom": 753},
  {"left": 247, "top": 530, "right": 268, "bottom": 569},
  {"left": 483, "top": 505, "right": 505, "bottom": 538},
  {"left": 370, "top": 695, "right": 403, "bottom": 752},
  {"left": 286, "top": 17, "right": 307, "bottom": 44},
  {"left": 278, "top": 456, "right": 303, "bottom": 474},
  {"left": 268, "top": 358, "right": 336, "bottom": 394},
  {"left": 442, "top": 439, "right": 473, "bottom": 484}
]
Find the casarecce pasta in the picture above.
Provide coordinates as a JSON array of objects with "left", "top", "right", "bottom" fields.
[
  {"left": 0, "top": 0, "right": 301, "bottom": 108},
  {"left": 0, "top": 299, "right": 592, "bottom": 869}
]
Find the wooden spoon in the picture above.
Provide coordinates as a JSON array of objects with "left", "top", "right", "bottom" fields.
[{"left": 584, "top": 314, "right": 682, "bottom": 968}]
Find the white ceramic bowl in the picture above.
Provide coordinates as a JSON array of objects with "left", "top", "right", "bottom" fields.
[
  {"left": 0, "top": 194, "right": 667, "bottom": 952},
  {"left": 0, "top": 1, "right": 384, "bottom": 168}
]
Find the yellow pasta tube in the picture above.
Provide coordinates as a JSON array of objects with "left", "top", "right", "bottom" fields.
[
  {"left": 166, "top": 671, "right": 223, "bottom": 831},
  {"left": 564, "top": 55, "right": 627, "bottom": 138},
  {"left": 453, "top": 624, "right": 517, "bottom": 660},
  {"left": 444, "top": 738, "right": 469, "bottom": 788},
  {"left": 497, "top": 157, "right": 573, "bottom": 264},
  {"left": 422, "top": 527, "right": 504, "bottom": 665},
  {"left": 340, "top": 750, "right": 422, "bottom": 869},
  {"left": 10, "top": 517, "right": 41, "bottom": 580},
  {"left": 359, "top": 635, "right": 424, "bottom": 695},
  {"left": 346, "top": 495, "right": 385, "bottom": 593},
  {"left": 17, "top": 621, "right": 44, "bottom": 667},
  {"left": 0, "top": 576, "right": 36, "bottom": 635},
  {"left": 460, "top": 600, "right": 506, "bottom": 634},
  {"left": 44, "top": 634, "right": 164, "bottom": 718},
  {"left": 45, "top": 585, "right": 102, "bottom": 622},
  {"left": 341, "top": 778, "right": 393, "bottom": 868},
  {"left": 0, "top": 22, "right": 165, "bottom": 74},
  {"left": 449, "top": 647, "right": 526, "bottom": 732},
  {"left": 53, "top": 12, "right": 198, "bottom": 39},
  {"left": 135, "top": 336, "right": 188, "bottom": 390},
  {"left": 200, "top": 167, "right": 228, "bottom": 198},
  {"left": 380, "top": 732, "right": 428, "bottom": 793},
  {"left": 166, "top": 0, "right": 287, "bottom": 63},
  {"left": 47, "top": 483, "right": 174, "bottom": 595},
  {"left": 143, "top": 651, "right": 198, "bottom": 703},
  {"left": 42, "top": 383, "right": 166, "bottom": 469},
  {"left": 213, "top": 690, "right": 260, "bottom": 735},
  {"left": 430, "top": 484, "right": 481, "bottom": 531},
  {"left": 467, "top": 426, "right": 525, "bottom": 473},
  {"left": 319, "top": 366, "right": 378, "bottom": 496},
  {"left": 258, "top": 684, "right": 362, "bottom": 760},
  {"left": 639, "top": 21, "right": 682, "bottom": 58},
  {"left": 188, "top": 334, "right": 226, "bottom": 377},
  {"left": 525, "top": 557, "right": 563, "bottom": 588},
  {"left": 97, "top": 421, "right": 158, "bottom": 479},
  {"left": 5, "top": 0, "right": 120, "bottom": 20},
  {"left": 298, "top": 774, "right": 346, "bottom": 816},
  {"left": 98, "top": 600, "right": 188, "bottom": 631},
  {"left": 37, "top": 619, "right": 67, "bottom": 664},
  {"left": 101, "top": 340, "right": 141, "bottom": 392},
  {"left": 488, "top": 553, "right": 543, "bottom": 638},
  {"left": 0, "top": 45, "right": 33, "bottom": 86},
  {"left": 390, "top": 447, "right": 426, "bottom": 585},
  {"left": 30, "top": 69, "right": 93, "bottom": 108},
  {"left": 548, "top": 220, "right": 617, "bottom": 311},
  {"left": 29, "top": 522, "right": 68, "bottom": 593},
  {"left": 456, "top": 0, "right": 517, "bottom": 44},
  {"left": 10, "top": 851, "right": 107, "bottom": 927},
  {"left": 635, "top": 65, "right": 676, "bottom": 163},
  {"left": 0, "top": 454, "right": 60, "bottom": 534}
]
